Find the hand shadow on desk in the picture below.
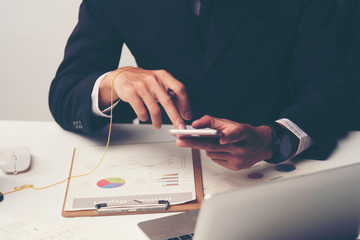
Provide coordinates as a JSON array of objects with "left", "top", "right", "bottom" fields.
[{"left": 77, "top": 124, "right": 174, "bottom": 146}]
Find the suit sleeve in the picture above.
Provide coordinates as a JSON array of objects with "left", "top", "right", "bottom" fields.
[
  {"left": 279, "top": 0, "right": 355, "bottom": 159},
  {"left": 49, "top": 0, "right": 136, "bottom": 134},
  {"left": 347, "top": 0, "right": 360, "bottom": 130}
]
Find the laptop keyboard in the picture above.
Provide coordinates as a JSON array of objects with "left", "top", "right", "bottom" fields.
[{"left": 166, "top": 233, "right": 194, "bottom": 240}]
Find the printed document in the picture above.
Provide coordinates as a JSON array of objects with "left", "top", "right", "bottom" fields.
[
  {"left": 64, "top": 142, "right": 196, "bottom": 211},
  {"left": 0, "top": 212, "right": 133, "bottom": 240}
]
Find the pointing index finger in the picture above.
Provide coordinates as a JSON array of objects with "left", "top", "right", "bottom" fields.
[
  {"left": 157, "top": 70, "right": 192, "bottom": 121},
  {"left": 154, "top": 87, "right": 186, "bottom": 129}
]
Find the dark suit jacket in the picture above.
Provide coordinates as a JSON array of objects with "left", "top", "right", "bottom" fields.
[
  {"left": 49, "top": 0, "right": 354, "bottom": 160},
  {"left": 350, "top": 2, "right": 360, "bottom": 130},
  {"left": 337, "top": 0, "right": 360, "bottom": 130}
]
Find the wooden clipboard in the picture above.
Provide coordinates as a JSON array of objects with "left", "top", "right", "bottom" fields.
[{"left": 62, "top": 147, "right": 203, "bottom": 217}]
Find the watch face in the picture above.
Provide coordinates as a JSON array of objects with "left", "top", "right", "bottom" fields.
[{"left": 279, "top": 134, "right": 293, "bottom": 160}]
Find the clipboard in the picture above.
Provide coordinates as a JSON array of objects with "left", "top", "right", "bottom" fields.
[{"left": 62, "top": 146, "right": 203, "bottom": 217}]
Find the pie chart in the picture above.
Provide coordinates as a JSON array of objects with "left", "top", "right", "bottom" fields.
[
  {"left": 97, "top": 177, "right": 126, "bottom": 189},
  {"left": 274, "top": 164, "right": 296, "bottom": 172},
  {"left": 247, "top": 172, "right": 264, "bottom": 179}
]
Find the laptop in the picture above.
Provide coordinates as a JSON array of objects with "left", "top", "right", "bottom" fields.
[{"left": 138, "top": 163, "right": 360, "bottom": 240}]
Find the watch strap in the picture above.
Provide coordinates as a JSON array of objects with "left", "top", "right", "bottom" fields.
[{"left": 265, "top": 122, "right": 299, "bottom": 164}]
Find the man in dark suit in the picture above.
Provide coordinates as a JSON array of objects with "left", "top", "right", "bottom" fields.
[
  {"left": 337, "top": 0, "right": 360, "bottom": 130},
  {"left": 49, "top": 0, "right": 353, "bottom": 170},
  {"left": 350, "top": 1, "right": 360, "bottom": 130}
]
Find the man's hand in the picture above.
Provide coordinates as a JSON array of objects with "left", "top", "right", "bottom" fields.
[
  {"left": 99, "top": 68, "right": 192, "bottom": 129},
  {"left": 176, "top": 115, "right": 273, "bottom": 170}
]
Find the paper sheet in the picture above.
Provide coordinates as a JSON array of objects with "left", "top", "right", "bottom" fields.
[
  {"left": 64, "top": 142, "right": 196, "bottom": 211},
  {"left": 200, "top": 151, "right": 337, "bottom": 195},
  {"left": 0, "top": 212, "right": 133, "bottom": 240}
]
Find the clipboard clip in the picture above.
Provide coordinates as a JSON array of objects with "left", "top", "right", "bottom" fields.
[{"left": 95, "top": 200, "right": 170, "bottom": 214}]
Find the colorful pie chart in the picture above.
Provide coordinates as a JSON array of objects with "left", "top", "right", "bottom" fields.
[
  {"left": 274, "top": 164, "right": 296, "bottom": 172},
  {"left": 97, "top": 177, "right": 126, "bottom": 189},
  {"left": 247, "top": 172, "right": 264, "bottom": 179}
]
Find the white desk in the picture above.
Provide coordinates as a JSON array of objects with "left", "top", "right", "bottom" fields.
[
  {"left": 1, "top": 120, "right": 360, "bottom": 240},
  {"left": 0, "top": 120, "right": 180, "bottom": 240}
]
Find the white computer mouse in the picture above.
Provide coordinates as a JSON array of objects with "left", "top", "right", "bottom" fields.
[{"left": 0, "top": 146, "right": 31, "bottom": 174}]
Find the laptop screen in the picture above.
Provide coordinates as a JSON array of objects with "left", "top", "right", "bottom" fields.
[{"left": 194, "top": 163, "right": 360, "bottom": 240}]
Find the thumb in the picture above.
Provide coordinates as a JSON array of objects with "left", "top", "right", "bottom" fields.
[
  {"left": 220, "top": 127, "right": 244, "bottom": 144},
  {"left": 192, "top": 115, "right": 223, "bottom": 129}
]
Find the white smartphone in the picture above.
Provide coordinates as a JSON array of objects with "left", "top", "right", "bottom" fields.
[{"left": 169, "top": 128, "right": 222, "bottom": 138}]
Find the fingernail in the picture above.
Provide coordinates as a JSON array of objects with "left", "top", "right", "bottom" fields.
[{"left": 178, "top": 123, "right": 186, "bottom": 129}]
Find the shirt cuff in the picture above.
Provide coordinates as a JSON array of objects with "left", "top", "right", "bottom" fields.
[
  {"left": 91, "top": 72, "right": 121, "bottom": 118},
  {"left": 276, "top": 118, "right": 313, "bottom": 157}
]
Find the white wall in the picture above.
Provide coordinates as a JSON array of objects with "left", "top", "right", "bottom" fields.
[{"left": 0, "top": 0, "right": 136, "bottom": 121}]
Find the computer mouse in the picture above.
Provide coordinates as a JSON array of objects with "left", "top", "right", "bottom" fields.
[{"left": 0, "top": 146, "right": 31, "bottom": 174}]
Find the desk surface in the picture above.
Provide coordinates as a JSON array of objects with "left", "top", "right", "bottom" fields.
[
  {"left": 0, "top": 121, "right": 180, "bottom": 240},
  {"left": 1, "top": 120, "right": 360, "bottom": 240}
]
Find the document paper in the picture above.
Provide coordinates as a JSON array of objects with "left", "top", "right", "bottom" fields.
[
  {"left": 0, "top": 212, "right": 133, "bottom": 240},
  {"left": 64, "top": 142, "right": 196, "bottom": 211},
  {"left": 200, "top": 151, "right": 340, "bottom": 195}
]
